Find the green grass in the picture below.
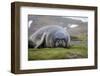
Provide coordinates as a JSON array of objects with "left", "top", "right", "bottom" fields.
[{"left": 28, "top": 45, "right": 88, "bottom": 60}]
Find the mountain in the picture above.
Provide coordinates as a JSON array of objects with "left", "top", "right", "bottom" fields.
[{"left": 28, "top": 15, "right": 88, "bottom": 38}]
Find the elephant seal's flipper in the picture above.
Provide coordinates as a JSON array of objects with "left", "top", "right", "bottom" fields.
[{"left": 35, "top": 32, "right": 46, "bottom": 48}]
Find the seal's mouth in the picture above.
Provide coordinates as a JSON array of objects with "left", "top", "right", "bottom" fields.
[{"left": 54, "top": 39, "right": 66, "bottom": 48}]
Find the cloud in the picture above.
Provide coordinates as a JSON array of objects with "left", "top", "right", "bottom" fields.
[
  {"left": 63, "top": 17, "right": 88, "bottom": 22},
  {"left": 70, "top": 24, "right": 79, "bottom": 28}
]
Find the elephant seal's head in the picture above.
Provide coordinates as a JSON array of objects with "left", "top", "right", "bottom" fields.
[{"left": 53, "top": 31, "right": 68, "bottom": 48}]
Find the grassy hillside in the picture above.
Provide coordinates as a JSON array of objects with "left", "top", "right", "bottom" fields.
[{"left": 28, "top": 44, "right": 87, "bottom": 60}]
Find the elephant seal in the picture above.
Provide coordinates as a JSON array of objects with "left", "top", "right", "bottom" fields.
[{"left": 28, "top": 25, "right": 70, "bottom": 48}]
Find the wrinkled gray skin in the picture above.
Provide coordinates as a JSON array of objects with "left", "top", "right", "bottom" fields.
[{"left": 29, "top": 25, "right": 70, "bottom": 48}]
